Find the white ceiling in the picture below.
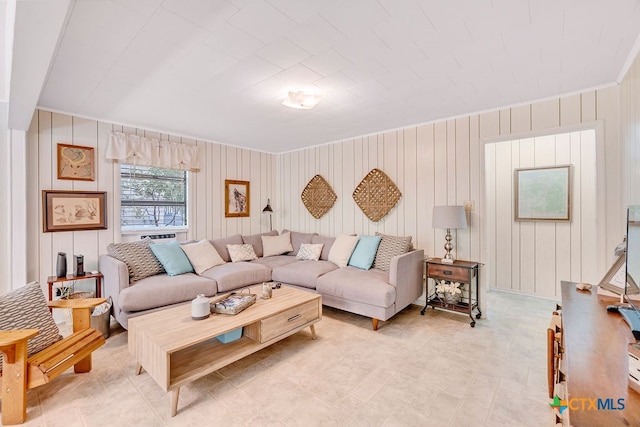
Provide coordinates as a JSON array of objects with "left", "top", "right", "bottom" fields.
[{"left": 31, "top": 0, "right": 640, "bottom": 153}]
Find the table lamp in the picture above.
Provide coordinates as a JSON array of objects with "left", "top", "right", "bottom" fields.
[{"left": 432, "top": 205, "right": 467, "bottom": 263}]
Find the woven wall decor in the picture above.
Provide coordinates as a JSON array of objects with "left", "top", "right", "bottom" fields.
[
  {"left": 353, "top": 168, "right": 402, "bottom": 222},
  {"left": 301, "top": 175, "right": 337, "bottom": 219}
]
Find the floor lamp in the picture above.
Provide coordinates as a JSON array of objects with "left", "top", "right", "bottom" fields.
[
  {"left": 262, "top": 199, "right": 273, "bottom": 231},
  {"left": 432, "top": 205, "right": 467, "bottom": 263}
]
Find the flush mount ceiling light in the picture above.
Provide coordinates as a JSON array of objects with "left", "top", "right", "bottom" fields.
[{"left": 282, "top": 90, "right": 323, "bottom": 109}]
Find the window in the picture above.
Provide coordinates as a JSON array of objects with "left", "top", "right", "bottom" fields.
[{"left": 120, "top": 164, "right": 187, "bottom": 229}]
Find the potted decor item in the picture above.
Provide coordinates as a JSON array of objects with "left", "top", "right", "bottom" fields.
[
  {"left": 435, "top": 281, "right": 462, "bottom": 305},
  {"left": 191, "top": 294, "right": 210, "bottom": 320}
]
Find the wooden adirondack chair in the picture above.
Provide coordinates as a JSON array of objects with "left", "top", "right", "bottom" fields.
[{"left": 0, "top": 297, "right": 106, "bottom": 425}]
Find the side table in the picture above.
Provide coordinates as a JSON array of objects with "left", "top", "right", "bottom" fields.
[
  {"left": 47, "top": 272, "right": 104, "bottom": 311},
  {"left": 420, "top": 258, "right": 481, "bottom": 327}
]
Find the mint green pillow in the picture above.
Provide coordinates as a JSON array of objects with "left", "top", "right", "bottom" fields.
[
  {"left": 150, "top": 241, "right": 194, "bottom": 276},
  {"left": 348, "top": 235, "right": 382, "bottom": 270}
]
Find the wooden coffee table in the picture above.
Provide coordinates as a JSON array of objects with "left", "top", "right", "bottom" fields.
[{"left": 128, "top": 285, "right": 321, "bottom": 416}]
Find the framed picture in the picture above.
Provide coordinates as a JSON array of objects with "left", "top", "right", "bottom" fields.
[
  {"left": 225, "top": 180, "right": 250, "bottom": 217},
  {"left": 43, "top": 190, "right": 107, "bottom": 232},
  {"left": 514, "top": 165, "right": 571, "bottom": 221},
  {"left": 57, "top": 143, "right": 95, "bottom": 181},
  {"left": 597, "top": 253, "right": 640, "bottom": 295}
]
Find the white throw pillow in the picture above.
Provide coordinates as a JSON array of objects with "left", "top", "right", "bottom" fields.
[
  {"left": 227, "top": 244, "right": 258, "bottom": 262},
  {"left": 328, "top": 234, "right": 359, "bottom": 268},
  {"left": 296, "top": 243, "right": 323, "bottom": 261},
  {"left": 262, "top": 232, "right": 294, "bottom": 257},
  {"left": 181, "top": 240, "right": 225, "bottom": 274}
]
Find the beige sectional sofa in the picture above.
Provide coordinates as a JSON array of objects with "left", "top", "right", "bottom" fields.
[{"left": 99, "top": 231, "right": 424, "bottom": 331}]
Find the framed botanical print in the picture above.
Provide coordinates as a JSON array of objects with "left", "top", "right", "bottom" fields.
[
  {"left": 43, "top": 190, "right": 107, "bottom": 232},
  {"left": 57, "top": 143, "right": 95, "bottom": 181},
  {"left": 225, "top": 180, "right": 250, "bottom": 217}
]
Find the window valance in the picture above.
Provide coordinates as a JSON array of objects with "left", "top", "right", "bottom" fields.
[{"left": 106, "top": 132, "right": 200, "bottom": 172}]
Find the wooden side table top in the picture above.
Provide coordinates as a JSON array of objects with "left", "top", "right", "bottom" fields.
[
  {"left": 47, "top": 272, "right": 104, "bottom": 302},
  {"left": 425, "top": 258, "right": 480, "bottom": 269},
  {"left": 46, "top": 272, "right": 103, "bottom": 284}
]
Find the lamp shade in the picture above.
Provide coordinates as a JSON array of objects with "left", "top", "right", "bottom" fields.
[
  {"left": 432, "top": 205, "right": 467, "bottom": 229},
  {"left": 262, "top": 199, "right": 273, "bottom": 213}
]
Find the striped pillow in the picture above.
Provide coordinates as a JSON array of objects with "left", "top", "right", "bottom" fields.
[
  {"left": 372, "top": 233, "right": 412, "bottom": 271},
  {"left": 107, "top": 237, "right": 165, "bottom": 283},
  {"left": 0, "top": 282, "right": 61, "bottom": 372}
]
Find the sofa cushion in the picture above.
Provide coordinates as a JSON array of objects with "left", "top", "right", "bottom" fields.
[
  {"left": 150, "top": 240, "right": 194, "bottom": 276},
  {"left": 242, "top": 230, "right": 278, "bottom": 257},
  {"left": 284, "top": 230, "right": 317, "bottom": 255},
  {"left": 251, "top": 255, "right": 298, "bottom": 270},
  {"left": 0, "top": 282, "right": 62, "bottom": 372},
  {"left": 372, "top": 233, "right": 412, "bottom": 272},
  {"left": 210, "top": 234, "right": 243, "bottom": 262},
  {"left": 311, "top": 235, "right": 336, "bottom": 260},
  {"left": 262, "top": 232, "right": 293, "bottom": 257},
  {"left": 181, "top": 239, "right": 225, "bottom": 275},
  {"left": 348, "top": 235, "right": 382, "bottom": 270},
  {"left": 316, "top": 267, "right": 395, "bottom": 307},
  {"left": 296, "top": 243, "right": 323, "bottom": 261},
  {"left": 200, "top": 262, "right": 271, "bottom": 292},
  {"left": 328, "top": 234, "right": 359, "bottom": 268},
  {"left": 119, "top": 273, "right": 217, "bottom": 312},
  {"left": 227, "top": 244, "right": 258, "bottom": 262},
  {"left": 272, "top": 260, "right": 338, "bottom": 289},
  {"left": 107, "top": 237, "right": 165, "bottom": 282}
]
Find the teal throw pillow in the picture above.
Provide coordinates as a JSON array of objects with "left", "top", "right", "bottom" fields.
[
  {"left": 348, "top": 235, "right": 382, "bottom": 270},
  {"left": 150, "top": 240, "right": 194, "bottom": 276}
]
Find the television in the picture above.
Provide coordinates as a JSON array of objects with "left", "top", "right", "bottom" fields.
[{"left": 620, "top": 206, "right": 640, "bottom": 340}]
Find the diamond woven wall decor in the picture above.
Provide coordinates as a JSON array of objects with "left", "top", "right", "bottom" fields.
[
  {"left": 353, "top": 168, "right": 402, "bottom": 222},
  {"left": 301, "top": 175, "right": 337, "bottom": 219}
]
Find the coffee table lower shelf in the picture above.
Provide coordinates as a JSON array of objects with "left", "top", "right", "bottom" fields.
[
  {"left": 128, "top": 286, "right": 321, "bottom": 417},
  {"left": 167, "top": 323, "right": 316, "bottom": 415}
]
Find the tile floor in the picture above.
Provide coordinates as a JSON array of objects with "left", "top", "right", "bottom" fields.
[{"left": 13, "top": 290, "right": 556, "bottom": 426}]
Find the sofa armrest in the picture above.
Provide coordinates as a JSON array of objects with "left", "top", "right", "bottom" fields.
[
  {"left": 389, "top": 249, "right": 424, "bottom": 311},
  {"left": 99, "top": 254, "right": 129, "bottom": 316}
]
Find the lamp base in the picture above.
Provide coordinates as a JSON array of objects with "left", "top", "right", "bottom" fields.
[{"left": 441, "top": 228, "right": 455, "bottom": 264}]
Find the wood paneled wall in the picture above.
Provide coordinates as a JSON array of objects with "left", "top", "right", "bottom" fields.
[
  {"left": 23, "top": 83, "right": 625, "bottom": 306},
  {"left": 485, "top": 130, "right": 598, "bottom": 299},
  {"left": 27, "top": 110, "right": 276, "bottom": 296},
  {"left": 277, "top": 87, "right": 622, "bottom": 302}
]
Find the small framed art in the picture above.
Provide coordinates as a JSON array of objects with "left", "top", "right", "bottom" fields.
[
  {"left": 597, "top": 253, "right": 640, "bottom": 295},
  {"left": 43, "top": 190, "right": 107, "bottom": 232},
  {"left": 514, "top": 165, "right": 571, "bottom": 221},
  {"left": 225, "top": 180, "right": 250, "bottom": 217},
  {"left": 57, "top": 143, "right": 95, "bottom": 181}
]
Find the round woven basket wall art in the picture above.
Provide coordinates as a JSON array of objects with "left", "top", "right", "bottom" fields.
[
  {"left": 352, "top": 168, "right": 402, "bottom": 222},
  {"left": 301, "top": 174, "right": 337, "bottom": 219}
]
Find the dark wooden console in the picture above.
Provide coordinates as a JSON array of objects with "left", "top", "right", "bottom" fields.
[{"left": 558, "top": 281, "right": 640, "bottom": 426}]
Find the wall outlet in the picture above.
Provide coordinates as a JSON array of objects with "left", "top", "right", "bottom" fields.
[{"left": 464, "top": 200, "right": 474, "bottom": 212}]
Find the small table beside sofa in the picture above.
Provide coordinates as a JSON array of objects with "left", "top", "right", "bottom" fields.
[{"left": 99, "top": 230, "right": 424, "bottom": 331}]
